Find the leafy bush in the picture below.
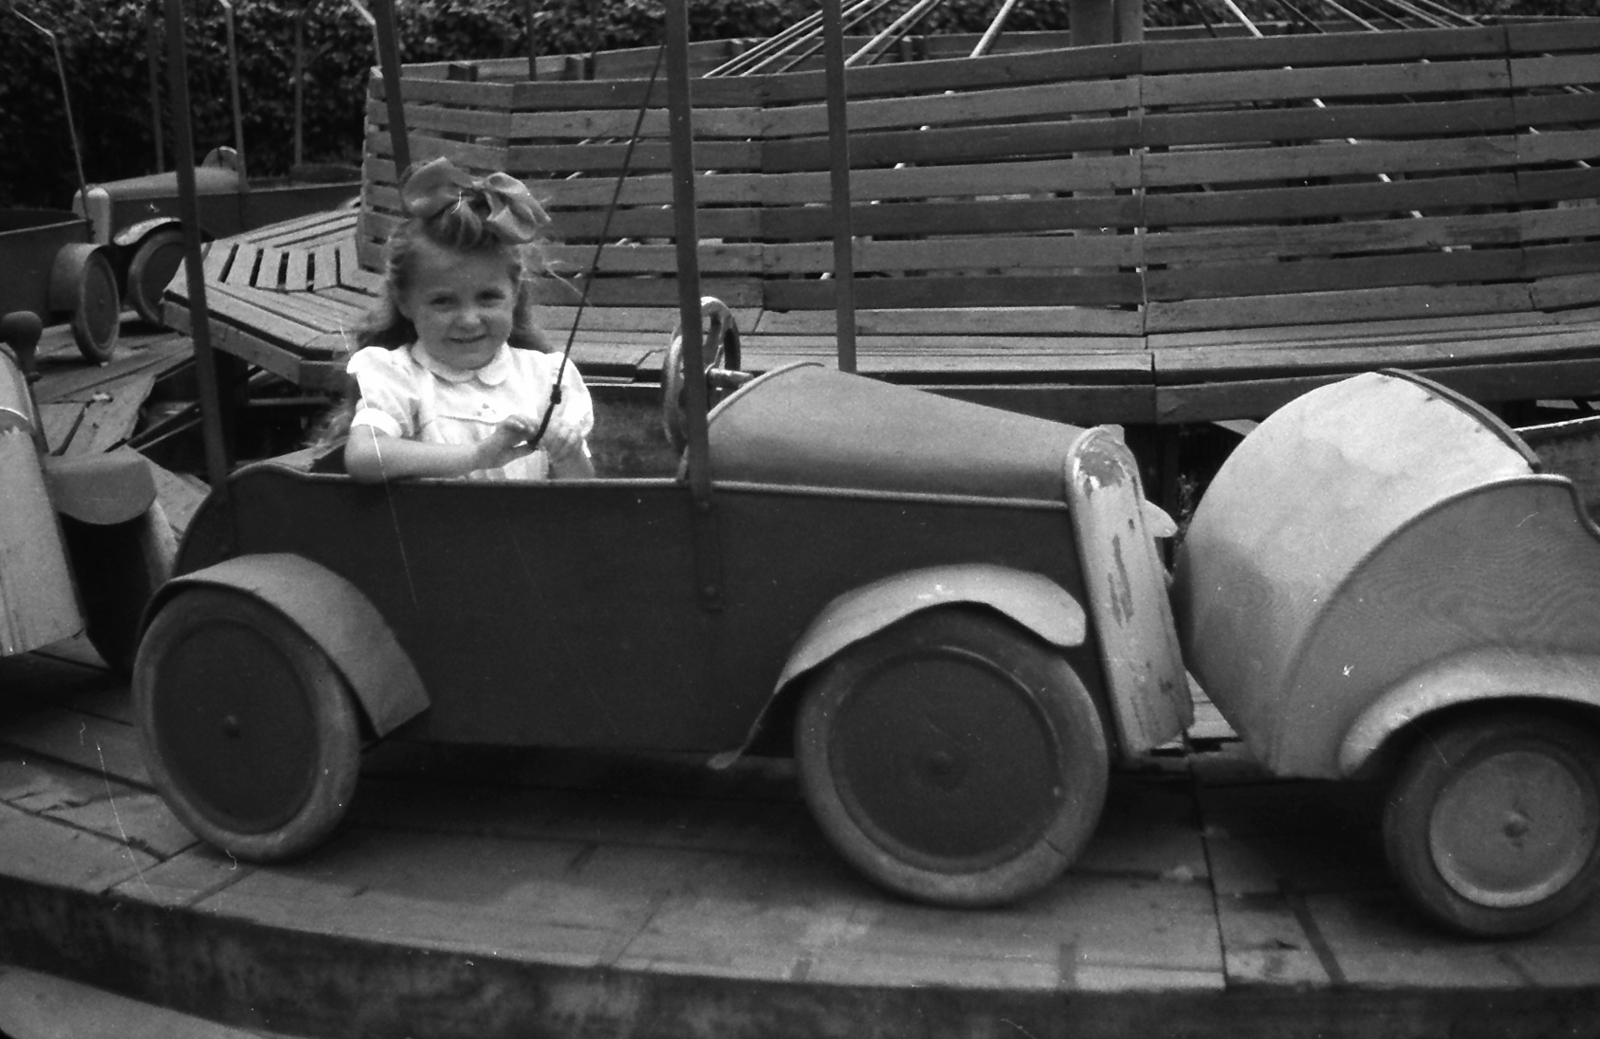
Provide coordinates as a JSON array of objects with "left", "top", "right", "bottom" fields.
[{"left": 0, "top": 0, "right": 1586, "bottom": 209}]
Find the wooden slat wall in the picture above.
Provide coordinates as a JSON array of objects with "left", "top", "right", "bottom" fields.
[{"left": 355, "top": 23, "right": 1600, "bottom": 346}]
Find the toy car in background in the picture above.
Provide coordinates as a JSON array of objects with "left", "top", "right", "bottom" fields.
[
  {"left": 0, "top": 210, "right": 123, "bottom": 365},
  {"left": 1175, "top": 370, "right": 1600, "bottom": 937},
  {"left": 6, "top": 1, "right": 359, "bottom": 342},
  {"left": 0, "top": 311, "right": 175, "bottom": 672},
  {"left": 132, "top": 306, "right": 1191, "bottom": 908},
  {"left": 72, "top": 147, "right": 360, "bottom": 328}
]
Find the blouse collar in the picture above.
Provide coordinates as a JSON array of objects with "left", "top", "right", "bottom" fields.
[{"left": 410, "top": 342, "right": 512, "bottom": 386}]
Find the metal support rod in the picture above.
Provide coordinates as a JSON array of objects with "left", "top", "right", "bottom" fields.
[
  {"left": 822, "top": 0, "right": 857, "bottom": 372},
  {"left": 664, "top": 0, "right": 723, "bottom": 610},
  {"left": 145, "top": 6, "right": 164, "bottom": 172},
  {"left": 1216, "top": 0, "right": 1264, "bottom": 37},
  {"left": 373, "top": 0, "right": 410, "bottom": 173},
  {"left": 847, "top": 0, "right": 945, "bottom": 67},
  {"left": 13, "top": 8, "right": 91, "bottom": 229},
  {"left": 972, "top": 0, "right": 1021, "bottom": 57},
  {"left": 293, "top": 8, "right": 306, "bottom": 169},
  {"left": 525, "top": 0, "right": 539, "bottom": 79},
  {"left": 219, "top": 0, "right": 248, "bottom": 184},
  {"left": 772, "top": 0, "right": 901, "bottom": 76},
  {"left": 709, "top": 0, "right": 884, "bottom": 77},
  {"left": 163, "top": 0, "right": 232, "bottom": 494}
]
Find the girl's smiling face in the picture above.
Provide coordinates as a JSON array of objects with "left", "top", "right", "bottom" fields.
[{"left": 397, "top": 238, "right": 519, "bottom": 371}]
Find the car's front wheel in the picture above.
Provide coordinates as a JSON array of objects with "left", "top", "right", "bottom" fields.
[
  {"left": 795, "top": 607, "right": 1108, "bottom": 907},
  {"left": 134, "top": 587, "right": 361, "bottom": 861},
  {"left": 126, "top": 228, "right": 185, "bottom": 327},
  {"left": 1383, "top": 709, "right": 1600, "bottom": 937}
]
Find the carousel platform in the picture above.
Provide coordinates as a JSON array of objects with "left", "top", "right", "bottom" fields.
[
  {"left": 5, "top": 319, "right": 1600, "bottom": 1037},
  {"left": 3, "top": 638, "right": 1600, "bottom": 1039}
]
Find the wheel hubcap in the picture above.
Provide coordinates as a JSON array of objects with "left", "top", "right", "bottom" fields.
[
  {"left": 831, "top": 651, "right": 1061, "bottom": 871},
  {"left": 1429, "top": 746, "right": 1600, "bottom": 908},
  {"left": 154, "top": 619, "right": 319, "bottom": 833}
]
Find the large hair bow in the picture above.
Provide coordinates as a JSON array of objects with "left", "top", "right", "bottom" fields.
[{"left": 400, "top": 157, "right": 549, "bottom": 244}]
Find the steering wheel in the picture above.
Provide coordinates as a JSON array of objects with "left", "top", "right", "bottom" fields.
[{"left": 661, "top": 296, "right": 749, "bottom": 449}]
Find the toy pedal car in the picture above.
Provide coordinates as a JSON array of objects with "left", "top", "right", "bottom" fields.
[
  {"left": 1175, "top": 369, "right": 1600, "bottom": 937},
  {"left": 133, "top": 314, "right": 1191, "bottom": 908},
  {"left": 0, "top": 311, "right": 174, "bottom": 670}
]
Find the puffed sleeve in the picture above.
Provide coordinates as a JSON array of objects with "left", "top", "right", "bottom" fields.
[
  {"left": 555, "top": 356, "right": 595, "bottom": 439},
  {"left": 346, "top": 347, "right": 415, "bottom": 439}
]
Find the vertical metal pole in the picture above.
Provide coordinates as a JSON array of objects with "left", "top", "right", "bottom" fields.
[
  {"left": 14, "top": 10, "right": 93, "bottom": 231},
  {"left": 1070, "top": 0, "right": 1116, "bottom": 46},
  {"left": 293, "top": 8, "right": 306, "bottom": 169},
  {"left": 373, "top": 0, "right": 410, "bottom": 173},
  {"left": 146, "top": 6, "right": 165, "bottom": 172},
  {"left": 164, "top": 0, "right": 232, "bottom": 493},
  {"left": 821, "top": 0, "right": 857, "bottom": 372},
  {"left": 1117, "top": 0, "right": 1145, "bottom": 42},
  {"left": 525, "top": 0, "right": 539, "bottom": 80},
  {"left": 220, "top": 0, "right": 247, "bottom": 184},
  {"left": 665, "top": 0, "right": 722, "bottom": 610}
]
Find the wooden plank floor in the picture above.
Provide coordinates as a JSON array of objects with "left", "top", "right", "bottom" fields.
[{"left": 2, "top": 645, "right": 1598, "bottom": 1039}]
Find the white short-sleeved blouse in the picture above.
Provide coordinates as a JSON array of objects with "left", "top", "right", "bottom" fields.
[{"left": 346, "top": 343, "right": 594, "bottom": 481}]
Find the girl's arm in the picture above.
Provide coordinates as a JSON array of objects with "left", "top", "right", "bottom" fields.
[{"left": 344, "top": 421, "right": 534, "bottom": 482}]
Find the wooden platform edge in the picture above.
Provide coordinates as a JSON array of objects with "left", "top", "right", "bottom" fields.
[{"left": 3, "top": 875, "right": 1599, "bottom": 1039}]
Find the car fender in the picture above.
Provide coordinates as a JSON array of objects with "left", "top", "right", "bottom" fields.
[
  {"left": 711, "top": 564, "right": 1086, "bottom": 767},
  {"left": 113, "top": 217, "right": 185, "bottom": 250},
  {"left": 42, "top": 449, "right": 157, "bottom": 525},
  {"left": 145, "top": 554, "right": 429, "bottom": 737},
  {"left": 1338, "top": 647, "right": 1600, "bottom": 776},
  {"left": 1066, "top": 425, "right": 1192, "bottom": 756}
]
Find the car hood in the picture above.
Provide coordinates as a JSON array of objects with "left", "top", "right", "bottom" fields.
[{"left": 707, "top": 364, "right": 1086, "bottom": 501}]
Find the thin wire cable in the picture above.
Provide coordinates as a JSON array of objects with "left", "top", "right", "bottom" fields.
[{"left": 524, "top": 41, "right": 667, "bottom": 451}]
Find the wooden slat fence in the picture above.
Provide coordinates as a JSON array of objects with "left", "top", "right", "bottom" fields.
[
  {"left": 162, "top": 24, "right": 1600, "bottom": 422},
  {"left": 354, "top": 23, "right": 1599, "bottom": 361}
]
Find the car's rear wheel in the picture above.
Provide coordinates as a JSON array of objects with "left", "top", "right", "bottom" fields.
[
  {"left": 796, "top": 607, "right": 1108, "bottom": 906},
  {"left": 1383, "top": 709, "right": 1600, "bottom": 937},
  {"left": 65, "top": 249, "right": 121, "bottom": 364},
  {"left": 134, "top": 588, "right": 361, "bottom": 861},
  {"left": 126, "top": 229, "right": 185, "bottom": 327}
]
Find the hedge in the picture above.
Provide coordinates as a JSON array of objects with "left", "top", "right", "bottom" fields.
[{"left": 0, "top": 0, "right": 1583, "bottom": 209}]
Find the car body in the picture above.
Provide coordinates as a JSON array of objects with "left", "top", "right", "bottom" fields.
[
  {"left": 0, "top": 311, "right": 174, "bottom": 669},
  {"left": 1174, "top": 370, "right": 1600, "bottom": 937},
  {"left": 135, "top": 355, "right": 1190, "bottom": 906},
  {"left": 73, "top": 150, "right": 360, "bottom": 329}
]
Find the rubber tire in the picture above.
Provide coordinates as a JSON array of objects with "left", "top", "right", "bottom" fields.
[
  {"left": 69, "top": 249, "right": 121, "bottom": 364},
  {"left": 1383, "top": 710, "right": 1600, "bottom": 937},
  {"left": 796, "top": 607, "right": 1108, "bottom": 907},
  {"left": 126, "top": 229, "right": 186, "bottom": 327},
  {"left": 661, "top": 296, "right": 742, "bottom": 449},
  {"left": 134, "top": 588, "right": 362, "bottom": 862}
]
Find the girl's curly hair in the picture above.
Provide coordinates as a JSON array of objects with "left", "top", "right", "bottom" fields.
[{"left": 316, "top": 178, "right": 560, "bottom": 446}]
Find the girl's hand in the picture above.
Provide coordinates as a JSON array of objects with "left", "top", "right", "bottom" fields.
[
  {"left": 539, "top": 411, "right": 595, "bottom": 478},
  {"left": 471, "top": 415, "right": 541, "bottom": 472}
]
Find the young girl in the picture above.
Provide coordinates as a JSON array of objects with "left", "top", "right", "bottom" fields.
[{"left": 341, "top": 157, "right": 594, "bottom": 482}]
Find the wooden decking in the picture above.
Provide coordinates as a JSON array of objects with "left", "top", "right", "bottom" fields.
[
  {"left": 4, "top": 641, "right": 1600, "bottom": 1038},
  {"left": 164, "top": 204, "right": 1600, "bottom": 427}
]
